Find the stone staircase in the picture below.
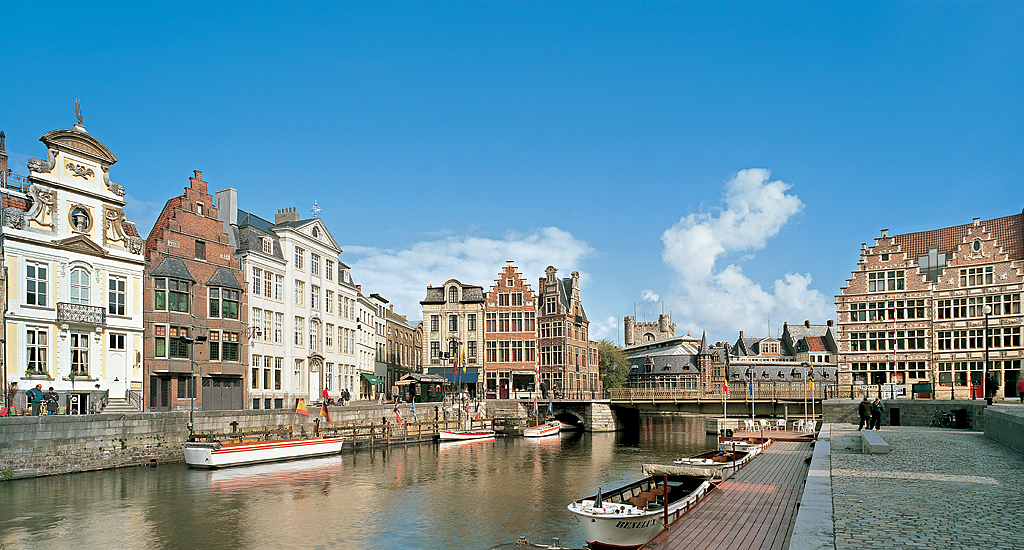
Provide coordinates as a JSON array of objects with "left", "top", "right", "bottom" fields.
[{"left": 102, "top": 397, "right": 140, "bottom": 414}]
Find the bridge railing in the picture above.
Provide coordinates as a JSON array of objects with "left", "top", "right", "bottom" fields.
[{"left": 606, "top": 382, "right": 847, "bottom": 402}]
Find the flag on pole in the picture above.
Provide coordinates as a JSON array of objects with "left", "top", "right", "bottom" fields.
[
  {"left": 809, "top": 365, "right": 815, "bottom": 391},
  {"left": 461, "top": 348, "right": 466, "bottom": 373},
  {"left": 295, "top": 398, "right": 310, "bottom": 417},
  {"left": 474, "top": 402, "right": 482, "bottom": 421},
  {"left": 319, "top": 403, "right": 331, "bottom": 424},
  {"left": 532, "top": 395, "right": 538, "bottom": 416},
  {"left": 749, "top": 370, "right": 753, "bottom": 395},
  {"left": 393, "top": 399, "right": 402, "bottom": 424},
  {"left": 548, "top": 399, "right": 553, "bottom": 415},
  {"left": 723, "top": 378, "right": 729, "bottom": 394},
  {"left": 411, "top": 400, "right": 418, "bottom": 423}
]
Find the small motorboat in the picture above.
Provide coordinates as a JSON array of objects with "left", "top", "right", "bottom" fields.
[
  {"left": 557, "top": 420, "right": 582, "bottom": 431},
  {"left": 717, "top": 436, "right": 772, "bottom": 453},
  {"left": 438, "top": 429, "right": 496, "bottom": 441},
  {"left": 524, "top": 420, "right": 561, "bottom": 438},
  {"left": 567, "top": 465, "right": 714, "bottom": 550},
  {"left": 184, "top": 436, "right": 345, "bottom": 469},
  {"left": 672, "top": 448, "right": 756, "bottom": 480}
]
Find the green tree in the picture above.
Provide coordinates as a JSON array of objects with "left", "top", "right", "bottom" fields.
[{"left": 598, "top": 339, "right": 630, "bottom": 389}]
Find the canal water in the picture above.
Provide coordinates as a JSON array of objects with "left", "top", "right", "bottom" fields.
[{"left": 0, "top": 416, "right": 715, "bottom": 550}]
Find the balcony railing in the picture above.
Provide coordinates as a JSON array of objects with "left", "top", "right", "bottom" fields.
[{"left": 57, "top": 302, "right": 106, "bottom": 326}]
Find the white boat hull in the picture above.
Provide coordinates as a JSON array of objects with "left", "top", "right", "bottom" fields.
[
  {"left": 524, "top": 421, "right": 561, "bottom": 438},
  {"left": 439, "top": 429, "right": 495, "bottom": 441},
  {"left": 568, "top": 476, "right": 713, "bottom": 549},
  {"left": 717, "top": 437, "right": 772, "bottom": 453},
  {"left": 184, "top": 437, "right": 345, "bottom": 468}
]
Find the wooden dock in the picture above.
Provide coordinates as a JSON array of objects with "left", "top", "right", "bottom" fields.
[{"left": 649, "top": 439, "right": 813, "bottom": 550}]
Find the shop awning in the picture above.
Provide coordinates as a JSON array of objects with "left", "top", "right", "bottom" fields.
[
  {"left": 360, "top": 373, "right": 384, "bottom": 385},
  {"left": 441, "top": 372, "right": 479, "bottom": 383}
]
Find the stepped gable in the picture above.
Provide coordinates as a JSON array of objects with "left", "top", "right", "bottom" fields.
[{"left": 892, "top": 212, "right": 1024, "bottom": 260}]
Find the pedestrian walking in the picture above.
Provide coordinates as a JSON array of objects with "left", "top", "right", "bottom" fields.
[
  {"left": 540, "top": 381, "right": 548, "bottom": 399},
  {"left": 985, "top": 374, "right": 998, "bottom": 405},
  {"left": 857, "top": 396, "right": 871, "bottom": 430},
  {"left": 1017, "top": 377, "right": 1024, "bottom": 403},
  {"left": 27, "top": 384, "right": 44, "bottom": 416},
  {"left": 870, "top": 398, "right": 885, "bottom": 430}
]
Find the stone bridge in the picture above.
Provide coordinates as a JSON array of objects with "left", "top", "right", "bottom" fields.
[{"left": 502, "top": 399, "right": 637, "bottom": 432}]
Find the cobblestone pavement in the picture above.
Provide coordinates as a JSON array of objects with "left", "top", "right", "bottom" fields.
[{"left": 829, "top": 424, "right": 1024, "bottom": 550}]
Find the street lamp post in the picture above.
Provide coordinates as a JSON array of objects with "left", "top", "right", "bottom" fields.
[
  {"left": 181, "top": 334, "right": 207, "bottom": 436},
  {"left": 983, "top": 304, "right": 992, "bottom": 403},
  {"left": 746, "top": 367, "right": 754, "bottom": 421}
]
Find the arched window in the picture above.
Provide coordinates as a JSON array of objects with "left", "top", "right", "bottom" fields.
[
  {"left": 448, "top": 286, "right": 458, "bottom": 303},
  {"left": 70, "top": 268, "right": 90, "bottom": 304}
]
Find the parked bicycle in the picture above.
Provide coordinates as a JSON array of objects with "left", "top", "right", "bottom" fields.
[{"left": 931, "top": 410, "right": 953, "bottom": 428}]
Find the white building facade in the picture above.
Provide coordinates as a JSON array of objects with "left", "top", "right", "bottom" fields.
[
  {"left": 1, "top": 117, "right": 146, "bottom": 413},
  {"left": 215, "top": 192, "right": 359, "bottom": 408}
]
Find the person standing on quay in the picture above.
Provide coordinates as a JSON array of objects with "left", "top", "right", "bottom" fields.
[
  {"left": 857, "top": 396, "right": 871, "bottom": 430},
  {"left": 1017, "top": 377, "right": 1024, "bottom": 403},
  {"left": 870, "top": 398, "right": 885, "bottom": 430},
  {"left": 26, "top": 384, "right": 44, "bottom": 416},
  {"left": 45, "top": 387, "right": 59, "bottom": 415}
]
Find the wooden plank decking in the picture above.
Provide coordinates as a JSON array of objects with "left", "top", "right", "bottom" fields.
[{"left": 649, "top": 440, "right": 813, "bottom": 550}]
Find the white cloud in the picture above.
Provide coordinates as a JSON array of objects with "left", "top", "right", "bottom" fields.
[
  {"left": 659, "top": 169, "right": 832, "bottom": 337},
  {"left": 640, "top": 289, "right": 659, "bottom": 302},
  {"left": 342, "top": 227, "right": 594, "bottom": 322},
  {"left": 124, "top": 193, "right": 167, "bottom": 239},
  {"left": 589, "top": 316, "right": 619, "bottom": 342}
]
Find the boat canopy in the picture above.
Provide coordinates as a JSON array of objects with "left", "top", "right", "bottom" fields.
[{"left": 642, "top": 463, "right": 723, "bottom": 479}]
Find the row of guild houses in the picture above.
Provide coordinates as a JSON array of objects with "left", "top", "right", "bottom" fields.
[
  {"left": 419, "top": 262, "right": 601, "bottom": 401},
  {"left": 836, "top": 214, "right": 1024, "bottom": 400},
  {"left": 623, "top": 314, "right": 839, "bottom": 394},
  {"left": 0, "top": 112, "right": 421, "bottom": 414}
]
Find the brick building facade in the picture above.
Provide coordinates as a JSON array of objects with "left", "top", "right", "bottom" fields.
[
  {"left": 144, "top": 171, "right": 247, "bottom": 411},
  {"left": 483, "top": 261, "right": 537, "bottom": 399},
  {"left": 836, "top": 215, "right": 1024, "bottom": 399},
  {"left": 536, "top": 266, "right": 600, "bottom": 398}
]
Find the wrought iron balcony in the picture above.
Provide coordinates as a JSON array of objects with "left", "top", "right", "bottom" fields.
[{"left": 57, "top": 302, "right": 106, "bottom": 326}]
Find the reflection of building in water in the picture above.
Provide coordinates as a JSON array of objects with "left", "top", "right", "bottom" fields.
[{"left": 623, "top": 313, "right": 676, "bottom": 346}]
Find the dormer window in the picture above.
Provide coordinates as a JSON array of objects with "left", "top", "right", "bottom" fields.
[
  {"left": 448, "top": 287, "right": 458, "bottom": 303},
  {"left": 261, "top": 237, "right": 272, "bottom": 254}
]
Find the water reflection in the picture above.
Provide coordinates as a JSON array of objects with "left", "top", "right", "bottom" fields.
[{"left": 0, "top": 416, "right": 716, "bottom": 550}]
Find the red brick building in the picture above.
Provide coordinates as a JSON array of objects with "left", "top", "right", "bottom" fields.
[
  {"left": 144, "top": 171, "right": 248, "bottom": 410},
  {"left": 483, "top": 261, "right": 537, "bottom": 398},
  {"left": 536, "top": 266, "right": 600, "bottom": 399},
  {"left": 836, "top": 214, "right": 1024, "bottom": 399}
]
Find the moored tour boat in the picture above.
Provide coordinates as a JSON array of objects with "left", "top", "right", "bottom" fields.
[
  {"left": 184, "top": 436, "right": 345, "bottom": 469},
  {"left": 438, "top": 428, "right": 496, "bottom": 441},
  {"left": 567, "top": 465, "right": 714, "bottom": 550},
  {"left": 523, "top": 420, "right": 561, "bottom": 438}
]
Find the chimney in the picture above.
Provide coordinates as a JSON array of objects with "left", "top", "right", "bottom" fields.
[
  {"left": 739, "top": 330, "right": 744, "bottom": 340},
  {"left": 275, "top": 207, "right": 300, "bottom": 224},
  {"left": 190, "top": 170, "right": 207, "bottom": 194},
  {"left": 827, "top": 320, "right": 833, "bottom": 327},
  {"left": 804, "top": 320, "right": 811, "bottom": 328}
]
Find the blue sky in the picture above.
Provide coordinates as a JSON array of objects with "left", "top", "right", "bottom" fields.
[{"left": 3, "top": 2, "right": 1022, "bottom": 345}]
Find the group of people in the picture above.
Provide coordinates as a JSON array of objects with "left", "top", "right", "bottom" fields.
[
  {"left": 322, "top": 388, "right": 351, "bottom": 406},
  {"left": 538, "top": 382, "right": 561, "bottom": 400},
  {"left": 25, "top": 384, "right": 60, "bottom": 416},
  {"left": 857, "top": 396, "right": 885, "bottom": 430}
]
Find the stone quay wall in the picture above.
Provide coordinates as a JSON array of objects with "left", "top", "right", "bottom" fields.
[
  {"left": 0, "top": 400, "right": 543, "bottom": 480},
  {"left": 983, "top": 406, "right": 1024, "bottom": 453},
  {"left": 822, "top": 399, "right": 989, "bottom": 430}
]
